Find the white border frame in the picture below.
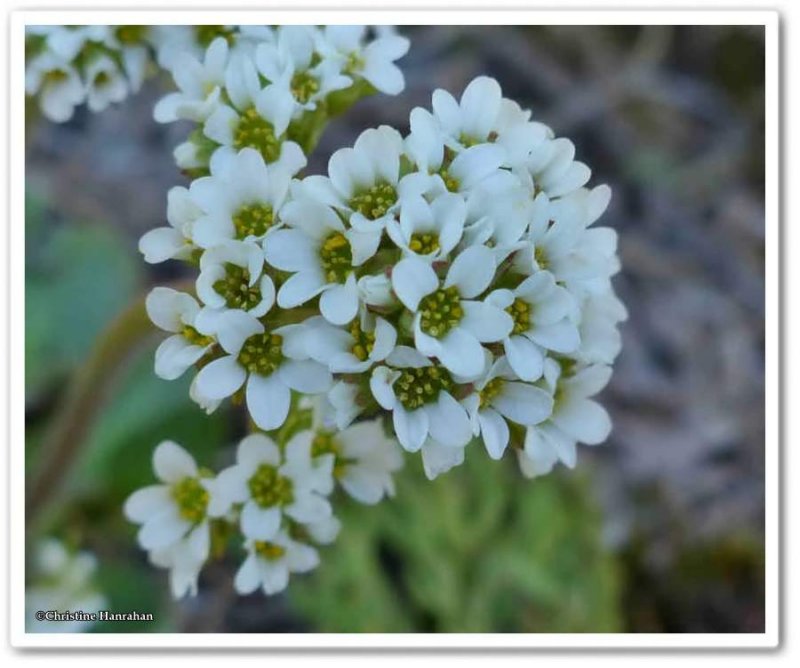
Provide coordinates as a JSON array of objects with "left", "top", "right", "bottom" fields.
[{"left": 8, "top": 8, "right": 780, "bottom": 650}]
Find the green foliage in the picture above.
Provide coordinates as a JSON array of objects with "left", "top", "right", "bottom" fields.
[
  {"left": 73, "top": 353, "right": 232, "bottom": 506},
  {"left": 291, "top": 447, "right": 622, "bottom": 633},
  {"left": 25, "top": 194, "right": 140, "bottom": 401}
]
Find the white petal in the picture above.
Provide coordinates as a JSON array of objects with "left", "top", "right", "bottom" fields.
[
  {"left": 420, "top": 439, "right": 464, "bottom": 480},
  {"left": 435, "top": 328, "right": 485, "bottom": 378},
  {"left": 319, "top": 275, "right": 359, "bottom": 325},
  {"left": 277, "top": 271, "right": 326, "bottom": 308},
  {"left": 246, "top": 373, "right": 292, "bottom": 430},
  {"left": 234, "top": 554, "right": 262, "bottom": 594},
  {"left": 553, "top": 398, "right": 612, "bottom": 445},
  {"left": 279, "top": 359, "right": 332, "bottom": 393},
  {"left": 393, "top": 406, "right": 429, "bottom": 452},
  {"left": 241, "top": 502, "right": 282, "bottom": 541},
  {"left": 459, "top": 301, "right": 513, "bottom": 342},
  {"left": 153, "top": 440, "right": 198, "bottom": 483},
  {"left": 494, "top": 381, "right": 554, "bottom": 426},
  {"left": 194, "top": 355, "right": 246, "bottom": 401},
  {"left": 478, "top": 408, "right": 510, "bottom": 459},
  {"left": 426, "top": 392, "right": 472, "bottom": 447},
  {"left": 445, "top": 245, "right": 496, "bottom": 298},
  {"left": 154, "top": 336, "right": 205, "bottom": 380},
  {"left": 370, "top": 366, "right": 400, "bottom": 410},
  {"left": 529, "top": 320, "right": 581, "bottom": 354},
  {"left": 238, "top": 433, "right": 281, "bottom": 468},
  {"left": 124, "top": 485, "right": 170, "bottom": 523},
  {"left": 504, "top": 335, "right": 545, "bottom": 382},
  {"left": 139, "top": 227, "right": 187, "bottom": 263},
  {"left": 138, "top": 507, "right": 190, "bottom": 551},
  {"left": 391, "top": 256, "right": 438, "bottom": 311}
]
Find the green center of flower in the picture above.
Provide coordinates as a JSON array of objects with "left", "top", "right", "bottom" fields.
[
  {"left": 437, "top": 168, "right": 460, "bottom": 193},
  {"left": 237, "top": 333, "right": 284, "bottom": 376},
  {"left": 349, "top": 319, "right": 375, "bottom": 361},
  {"left": 419, "top": 286, "right": 463, "bottom": 339},
  {"left": 196, "top": 25, "right": 235, "bottom": 47},
  {"left": 408, "top": 232, "right": 440, "bottom": 255},
  {"left": 93, "top": 71, "right": 111, "bottom": 88},
  {"left": 557, "top": 356, "right": 577, "bottom": 379},
  {"left": 171, "top": 477, "right": 209, "bottom": 524},
  {"left": 234, "top": 107, "right": 281, "bottom": 164},
  {"left": 182, "top": 324, "right": 215, "bottom": 347},
  {"left": 395, "top": 365, "right": 454, "bottom": 411},
  {"left": 479, "top": 377, "right": 505, "bottom": 409},
  {"left": 311, "top": 431, "right": 351, "bottom": 478},
  {"left": 534, "top": 245, "right": 548, "bottom": 270},
  {"left": 290, "top": 70, "right": 320, "bottom": 104},
  {"left": 213, "top": 263, "right": 263, "bottom": 311},
  {"left": 254, "top": 540, "right": 286, "bottom": 560},
  {"left": 44, "top": 69, "right": 69, "bottom": 85},
  {"left": 115, "top": 25, "right": 148, "bottom": 44},
  {"left": 506, "top": 297, "right": 532, "bottom": 335},
  {"left": 248, "top": 463, "right": 294, "bottom": 508},
  {"left": 459, "top": 133, "right": 482, "bottom": 148},
  {"left": 349, "top": 182, "right": 398, "bottom": 220},
  {"left": 233, "top": 203, "right": 274, "bottom": 239},
  {"left": 344, "top": 51, "right": 365, "bottom": 75},
  {"left": 320, "top": 233, "right": 352, "bottom": 284}
]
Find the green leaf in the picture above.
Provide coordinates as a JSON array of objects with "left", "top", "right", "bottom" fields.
[
  {"left": 290, "top": 448, "right": 623, "bottom": 632},
  {"left": 25, "top": 195, "right": 141, "bottom": 400}
]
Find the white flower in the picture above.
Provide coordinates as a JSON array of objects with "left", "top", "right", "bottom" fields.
[
  {"left": 463, "top": 356, "right": 554, "bottom": 460},
  {"left": 189, "top": 148, "right": 294, "bottom": 249},
  {"left": 485, "top": 270, "right": 580, "bottom": 382},
  {"left": 234, "top": 531, "right": 320, "bottom": 596},
  {"left": 84, "top": 53, "right": 129, "bottom": 113},
  {"left": 403, "top": 107, "right": 508, "bottom": 199},
  {"left": 214, "top": 433, "right": 333, "bottom": 541},
  {"left": 521, "top": 136, "right": 591, "bottom": 199},
  {"left": 25, "top": 51, "right": 84, "bottom": 122},
  {"left": 26, "top": 539, "right": 106, "bottom": 633},
  {"left": 386, "top": 192, "right": 465, "bottom": 260},
  {"left": 575, "top": 287, "right": 628, "bottom": 365},
  {"left": 193, "top": 319, "right": 331, "bottom": 430},
  {"left": 391, "top": 245, "right": 513, "bottom": 377},
  {"left": 521, "top": 361, "right": 613, "bottom": 476},
  {"left": 196, "top": 240, "right": 275, "bottom": 317},
  {"left": 145, "top": 287, "right": 216, "bottom": 381},
  {"left": 124, "top": 441, "right": 225, "bottom": 554},
  {"left": 326, "top": 380, "right": 364, "bottom": 430},
  {"left": 203, "top": 51, "right": 306, "bottom": 173},
  {"left": 370, "top": 346, "right": 472, "bottom": 452},
  {"left": 139, "top": 186, "right": 203, "bottom": 263},
  {"left": 293, "top": 126, "right": 405, "bottom": 255},
  {"left": 297, "top": 419, "right": 404, "bottom": 504},
  {"left": 302, "top": 312, "right": 396, "bottom": 373},
  {"left": 106, "top": 25, "right": 152, "bottom": 92},
  {"left": 357, "top": 273, "right": 396, "bottom": 308},
  {"left": 148, "top": 528, "right": 208, "bottom": 599},
  {"left": 317, "top": 25, "right": 409, "bottom": 95},
  {"left": 255, "top": 25, "right": 351, "bottom": 113},
  {"left": 265, "top": 200, "right": 363, "bottom": 325},
  {"left": 154, "top": 36, "right": 228, "bottom": 123},
  {"left": 514, "top": 191, "right": 617, "bottom": 285}
]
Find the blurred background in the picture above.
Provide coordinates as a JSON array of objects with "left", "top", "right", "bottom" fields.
[{"left": 25, "top": 24, "right": 766, "bottom": 633}]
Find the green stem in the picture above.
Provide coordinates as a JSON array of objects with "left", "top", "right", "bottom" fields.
[{"left": 26, "top": 280, "right": 192, "bottom": 528}]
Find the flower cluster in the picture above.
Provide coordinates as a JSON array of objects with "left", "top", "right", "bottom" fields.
[
  {"left": 141, "top": 72, "right": 626, "bottom": 490},
  {"left": 125, "top": 413, "right": 402, "bottom": 596},
  {"left": 148, "top": 25, "right": 410, "bottom": 178},
  {"left": 25, "top": 24, "right": 625, "bottom": 599},
  {"left": 26, "top": 539, "right": 106, "bottom": 633}
]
